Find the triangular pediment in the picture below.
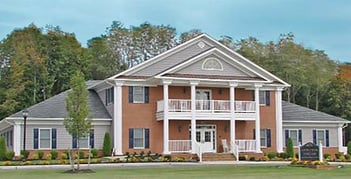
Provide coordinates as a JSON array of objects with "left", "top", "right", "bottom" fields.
[
  {"left": 106, "top": 34, "right": 289, "bottom": 87},
  {"left": 171, "top": 51, "right": 258, "bottom": 78}
]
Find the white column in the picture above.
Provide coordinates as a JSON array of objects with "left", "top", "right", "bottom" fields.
[
  {"left": 114, "top": 81, "right": 123, "bottom": 155},
  {"left": 229, "top": 82, "right": 238, "bottom": 152},
  {"left": 254, "top": 84, "right": 262, "bottom": 153},
  {"left": 275, "top": 87, "right": 284, "bottom": 153},
  {"left": 337, "top": 125, "right": 343, "bottom": 153},
  {"left": 163, "top": 80, "right": 172, "bottom": 154},
  {"left": 190, "top": 81, "right": 199, "bottom": 153},
  {"left": 13, "top": 123, "right": 21, "bottom": 156}
]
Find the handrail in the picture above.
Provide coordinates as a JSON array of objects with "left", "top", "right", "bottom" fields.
[
  {"left": 230, "top": 141, "right": 239, "bottom": 161},
  {"left": 194, "top": 141, "right": 202, "bottom": 162}
]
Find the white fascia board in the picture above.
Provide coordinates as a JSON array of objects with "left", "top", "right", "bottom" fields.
[
  {"left": 201, "top": 34, "right": 290, "bottom": 87},
  {"left": 107, "top": 34, "right": 208, "bottom": 80},
  {"left": 283, "top": 120, "right": 350, "bottom": 124},
  {"left": 157, "top": 76, "right": 268, "bottom": 84}
]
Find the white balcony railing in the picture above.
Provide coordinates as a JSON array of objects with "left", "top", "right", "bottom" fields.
[
  {"left": 157, "top": 99, "right": 255, "bottom": 113},
  {"left": 169, "top": 140, "right": 192, "bottom": 153},
  {"left": 235, "top": 140, "right": 256, "bottom": 152}
]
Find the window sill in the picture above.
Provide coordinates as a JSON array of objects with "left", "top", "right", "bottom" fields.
[{"left": 133, "top": 147, "right": 145, "bottom": 149}]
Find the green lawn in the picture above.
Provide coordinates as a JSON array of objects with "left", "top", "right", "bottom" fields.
[{"left": 0, "top": 165, "right": 350, "bottom": 179}]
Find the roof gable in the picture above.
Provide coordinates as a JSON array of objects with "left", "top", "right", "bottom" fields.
[{"left": 109, "top": 34, "right": 289, "bottom": 87}]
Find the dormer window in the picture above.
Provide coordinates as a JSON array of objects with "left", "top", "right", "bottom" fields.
[{"left": 202, "top": 58, "right": 223, "bottom": 71}]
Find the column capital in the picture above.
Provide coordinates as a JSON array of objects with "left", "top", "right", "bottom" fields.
[
  {"left": 115, "top": 80, "right": 124, "bottom": 86},
  {"left": 162, "top": 80, "right": 172, "bottom": 85},
  {"left": 254, "top": 83, "right": 263, "bottom": 88},
  {"left": 189, "top": 81, "right": 199, "bottom": 86},
  {"left": 162, "top": 79, "right": 172, "bottom": 85},
  {"left": 276, "top": 87, "right": 284, "bottom": 91},
  {"left": 229, "top": 82, "right": 238, "bottom": 87}
]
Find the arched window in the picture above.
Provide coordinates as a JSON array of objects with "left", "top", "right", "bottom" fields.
[{"left": 202, "top": 58, "right": 223, "bottom": 71}]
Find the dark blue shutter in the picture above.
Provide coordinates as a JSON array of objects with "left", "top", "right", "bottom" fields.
[
  {"left": 105, "top": 89, "right": 108, "bottom": 105},
  {"left": 266, "top": 129, "right": 271, "bottom": 147},
  {"left": 33, "top": 128, "right": 39, "bottom": 149},
  {"left": 52, "top": 128, "right": 57, "bottom": 149},
  {"left": 144, "top": 87, "right": 149, "bottom": 103},
  {"left": 285, "top": 129, "right": 289, "bottom": 147},
  {"left": 111, "top": 87, "right": 114, "bottom": 104},
  {"left": 145, "top": 129, "right": 150, "bottom": 148},
  {"left": 298, "top": 129, "right": 302, "bottom": 145},
  {"left": 72, "top": 135, "right": 77, "bottom": 149},
  {"left": 90, "top": 129, "right": 94, "bottom": 148},
  {"left": 253, "top": 129, "right": 256, "bottom": 139},
  {"left": 265, "top": 91, "right": 270, "bottom": 106},
  {"left": 129, "top": 86, "right": 134, "bottom": 103},
  {"left": 313, "top": 129, "right": 317, "bottom": 145},
  {"left": 129, "top": 129, "right": 134, "bottom": 148},
  {"left": 326, "top": 130, "right": 329, "bottom": 147},
  {"left": 252, "top": 90, "right": 255, "bottom": 101}
]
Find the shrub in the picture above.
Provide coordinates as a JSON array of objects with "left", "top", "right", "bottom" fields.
[
  {"left": 32, "top": 153, "right": 39, "bottom": 160},
  {"left": 50, "top": 150, "right": 58, "bottom": 160},
  {"left": 277, "top": 152, "right": 288, "bottom": 159},
  {"left": 0, "top": 137, "right": 6, "bottom": 160},
  {"left": 238, "top": 156, "right": 246, "bottom": 161},
  {"left": 37, "top": 151, "right": 44, "bottom": 159},
  {"left": 335, "top": 152, "right": 342, "bottom": 159},
  {"left": 323, "top": 153, "right": 331, "bottom": 160},
  {"left": 249, "top": 156, "right": 256, "bottom": 161},
  {"left": 5, "top": 151, "right": 14, "bottom": 160},
  {"left": 91, "top": 148, "right": 98, "bottom": 158},
  {"left": 20, "top": 150, "right": 29, "bottom": 160},
  {"left": 46, "top": 153, "right": 52, "bottom": 160},
  {"left": 103, "top": 132, "right": 112, "bottom": 156},
  {"left": 61, "top": 153, "right": 68, "bottom": 160},
  {"left": 286, "top": 138, "right": 294, "bottom": 158},
  {"left": 345, "top": 154, "right": 351, "bottom": 160},
  {"left": 348, "top": 141, "right": 351, "bottom": 155},
  {"left": 267, "top": 152, "right": 276, "bottom": 160},
  {"left": 79, "top": 150, "right": 85, "bottom": 159}
]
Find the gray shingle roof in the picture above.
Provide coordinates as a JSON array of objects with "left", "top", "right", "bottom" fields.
[
  {"left": 282, "top": 101, "right": 348, "bottom": 123},
  {"left": 9, "top": 80, "right": 111, "bottom": 119}
]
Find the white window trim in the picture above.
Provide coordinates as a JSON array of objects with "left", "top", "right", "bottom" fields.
[
  {"left": 260, "top": 129, "right": 267, "bottom": 148},
  {"left": 288, "top": 129, "right": 300, "bottom": 147},
  {"left": 78, "top": 135, "right": 90, "bottom": 149},
  {"left": 133, "top": 87, "right": 145, "bottom": 103},
  {"left": 315, "top": 129, "right": 326, "bottom": 147},
  {"left": 202, "top": 57, "right": 223, "bottom": 71},
  {"left": 133, "top": 128, "right": 145, "bottom": 149},
  {"left": 259, "top": 91, "right": 267, "bottom": 106},
  {"left": 39, "top": 128, "right": 51, "bottom": 150},
  {"left": 106, "top": 87, "right": 114, "bottom": 105}
]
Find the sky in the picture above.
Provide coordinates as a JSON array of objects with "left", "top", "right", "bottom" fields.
[{"left": 1, "top": 0, "right": 350, "bottom": 63}]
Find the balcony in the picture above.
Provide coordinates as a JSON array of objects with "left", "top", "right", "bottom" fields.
[{"left": 156, "top": 99, "right": 256, "bottom": 121}]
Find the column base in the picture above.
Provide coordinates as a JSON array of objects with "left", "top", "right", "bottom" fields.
[
  {"left": 255, "top": 150, "right": 263, "bottom": 153},
  {"left": 163, "top": 151, "right": 171, "bottom": 155}
]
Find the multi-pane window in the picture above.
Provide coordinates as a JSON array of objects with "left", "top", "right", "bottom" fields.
[
  {"left": 79, "top": 136, "right": 89, "bottom": 149},
  {"left": 259, "top": 91, "right": 270, "bottom": 105},
  {"left": 133, "top": 87, "right": 145, "bottom": 103},
  {"left": 316, "top": 130, "right": 325, "bottom": 146},
  {"left": 106, "top": 87, "right": 114, "bottom": 105},
  {"left": 289, "top": 130, "right": 299, "bottom": 146},
  {"left": 260, "top": 129, "right": 267, "bottom": 147},
  {"left": 134, "top": 128, "right": 145, "bottom": 148},
  {"left": 39, "top": 129, "right": 51, "bottom": 149},
  {"left": 129, "top": 128, "right": 149, "bottom": 149}
]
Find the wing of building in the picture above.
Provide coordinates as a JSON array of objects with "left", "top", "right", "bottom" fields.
[{"left": 0, "top": 34, "right": 349, "bottom": 160}]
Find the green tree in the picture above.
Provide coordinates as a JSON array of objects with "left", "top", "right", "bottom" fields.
[
  {"left": 286, "top": 138, "right": 294, "bottom": 158},
  {"left": 0, "top": 136, "right": 6, "bottom": 160},
  {"left": 102, "top": 132, "right": 112, "bottom": 156},
  {"left": 64, "top": 71, "right": 91, "bottom": 171}
]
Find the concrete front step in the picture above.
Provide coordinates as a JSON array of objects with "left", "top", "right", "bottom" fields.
[{"left": 202, "top": 153, "right": 236, "bottom": 161}]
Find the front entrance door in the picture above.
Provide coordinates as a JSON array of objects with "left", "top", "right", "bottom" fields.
[
  {"left": 196, "top": 90, "right": 211, "bottom": 110},
  {"left": 195, "top": 125, "right": 216, "bottom": 153}
]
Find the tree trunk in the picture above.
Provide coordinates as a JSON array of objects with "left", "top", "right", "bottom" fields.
[
  {"left": 315, "top": 89, "right": 319, "bottom": 111},
  {"left": 77, "top": 140, "right": 80, "bottom": 170}
]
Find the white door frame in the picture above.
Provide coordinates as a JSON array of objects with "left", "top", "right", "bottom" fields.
[{"left": 190, "top": 124, "right": 217, "bottom": 153}]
